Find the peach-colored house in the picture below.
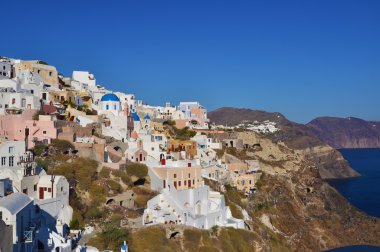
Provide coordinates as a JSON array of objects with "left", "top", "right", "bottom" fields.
[
  {"left": 151, "top": 159, "right": 202, "bottom": 191},
  {"left": 226, "top": 161, "right": 258, "bottom": 195},
  {"left": 0, "top": 110, "right": 57, "bottom": 148},
  {"left": 227, "top": 162, "right": 249, "bottom": 173}
]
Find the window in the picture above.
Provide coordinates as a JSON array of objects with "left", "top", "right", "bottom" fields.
[
  {"left": 61, "top": 186, "right": 63, "bottom": 192},
  {"left": 48, "top": 188, "right": 51, "bottom": 192},
  {"left": 37, "top": 70, "right": 40, "bottom": 74},
  {"left": 34, "top": 184, "right": 37, "bottom": 191},
  {"left": 8, "top": 147, "right": 14, "bottom": 154},
  {"left": 9, "top": 156, "right": 14, "bottom": 167},
  {"left": 43, "top": 131, "right": 47, "bottom": 135},
  {"left": 174, "top": 174, "right": 177, "bottom": 178},
  {"left": 188, "top": 173, "right": 191, "bottom": 178},
  {"left": 12, "top": 98, "right": 16, "bottom": 104},
  {"left": 106, "top": 104, "right": 109, "bottom": 110},
  {"left": 49, "top": 71, "right": 52, "bottom": 77},
  {"left": 44, "top": 187, "right": 47, "bottom": 191},
  {"left": 0, "top": 211, "right": 2, "bottom": 220},
  {"left": 1, "top": 157, "right": 5, "bottom": 166},
  {"left": 114, "top": 105, "right": 117, "bottom": 110},
  {"left": 179, "top": 181, "right": 181, "bottom": 186}
]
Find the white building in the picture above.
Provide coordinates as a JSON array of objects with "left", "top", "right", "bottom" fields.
[
  {"left": 143, "top": 157, "right": 244, "bottom": 229},
  {"left": 0, "top": 192, "right": 72, "bottom": 252},
  {"left": 0, "top": 141, "right": 73, "bottom": 251},
  {"left": 143, "top": 181, "right": 244, "bottom": 229},
  {"left": 0, "top": 192, "right": 35, "bottom": 252},
  {"left": 0, "top": 79, "right": 40, "bottom": 115},
  {"left": 0, "top": 58, "right": 13, "bottom": 79},
  {"left": 72, "top": 71, "right": 96, "bottom": 87}
]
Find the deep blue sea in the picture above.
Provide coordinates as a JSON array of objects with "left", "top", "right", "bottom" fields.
[
  {"left": 329, "top": 148, "right": 380, "bottom": 218},
  {"left": 325, "top": 148, "right": 380, "bottom": 252}
]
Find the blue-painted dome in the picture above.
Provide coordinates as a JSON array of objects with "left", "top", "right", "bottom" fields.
[
  {"left": 100, "top": 93, "right": 120, "bottom": 102},
  {"left": 144, "top": 115, "right": 151, "bottom": 120},
  {"left": 132, "top": 112, "right": 140, "bottom": 121}
]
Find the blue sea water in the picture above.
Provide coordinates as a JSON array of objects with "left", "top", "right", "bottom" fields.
[
  {"left": 327, "top": 245, "right": 380, "bottom": 252},
  {"left": 325, "top": 148, "right": 380, "bottom": 252},
  {"left": 328, "top": 148, "right": 380, "bottom": 218}
]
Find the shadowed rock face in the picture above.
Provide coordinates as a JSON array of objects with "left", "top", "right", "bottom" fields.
[
  {"left": 208, "top": 107, "right": 359, "bottom": 179},
  {"left": 252, "top": 167, "right": 380, "bottom": 251},
  {"left": 307, "top": 117, "right": 380, "bottom": 149}
]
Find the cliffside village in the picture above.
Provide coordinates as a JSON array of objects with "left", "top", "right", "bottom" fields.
[{"left": 0, "top": 57, "right": 262, "bottom": 252}]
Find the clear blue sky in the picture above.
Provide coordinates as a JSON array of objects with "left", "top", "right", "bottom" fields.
[{"left": 1, "top": 0, "right": 379, "bottom": 123}]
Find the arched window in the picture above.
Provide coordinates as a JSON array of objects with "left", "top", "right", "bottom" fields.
[{"left": 106, "top": 104, "right": 109, "bottom": 110}]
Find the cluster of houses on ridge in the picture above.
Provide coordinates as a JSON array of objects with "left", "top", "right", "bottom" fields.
[{"left": 0, "top": 56, "right": 262, "bottom": 251}]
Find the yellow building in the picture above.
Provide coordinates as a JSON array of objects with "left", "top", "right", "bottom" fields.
[{"left": 14, "top": 60, "right": 58, "bottom": 85}]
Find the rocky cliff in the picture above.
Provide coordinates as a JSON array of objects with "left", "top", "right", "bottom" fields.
[
  {"left": 208, "top": 107, "right": 359, "bottom": 179},
  {"left": 307, "top": 117, "right": 380, "bottom": 149}
]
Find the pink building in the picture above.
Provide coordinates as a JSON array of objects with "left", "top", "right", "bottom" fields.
[{"left": 0, "top": 110, "right": 57, "bottom": 148}]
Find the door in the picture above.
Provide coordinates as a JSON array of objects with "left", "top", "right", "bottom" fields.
[
  {"left": 174, "top": 181, "right": 177, "bottom": 189},
  {"left": 139, "top": 153, "right": 143, "bottom": 161},
  {"left": 188, "top": 180, "right": 191, "bottom": 188},
  {"left": 39, "top": 187, "right": 44, "bottom": 199}
]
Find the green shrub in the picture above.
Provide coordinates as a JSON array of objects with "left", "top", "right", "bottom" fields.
[
  {"left": 134, "top": 195, "right": 148, "bottom": 208},
  {"left": 112, "top": 170, "right": 132, "bottom": 186},
  {"left": 52, "top": 157, "right": 98, "bottom": 190},
  {"left": 85, "top": 204, "right": 104, "bottom": 220},
  {"left": 163, "top": 120, "right": 176, "bottom": 126},
  {"left": 33, "top": 144, "right": 47, "bottom": 157},
  {"left": 120, "top": 173, "right": 132, "bottom": 186},
  {"left": 125, "top": 163, "right": 148, "bottom": 179},
  {"left": 88, "top": 222, "right": 129, "bottom": 251},
  {"left": 89, "top": 184, "right": 107, "bottom": 204},
  {"left": 99, "top": 167, "right": 111, "bottom": 179},
  {"left": 107, "top": 179, "right": 122, "bottom": 193},
  {"left": 51, "top": 139, "right": 74, "bottom": 153},
  {"left": 172, "top": 126, "right": 196, "bottom": 140},
  {"left": 229, "top": 203, "right": 244, "bottom": 219},
  {"left": 35, "top": 157, "right": 52, "bottom": 172}
]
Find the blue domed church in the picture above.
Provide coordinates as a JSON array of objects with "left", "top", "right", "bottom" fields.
[{"left": 98, "top": 93, "right": 121, "bottom": 116}]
